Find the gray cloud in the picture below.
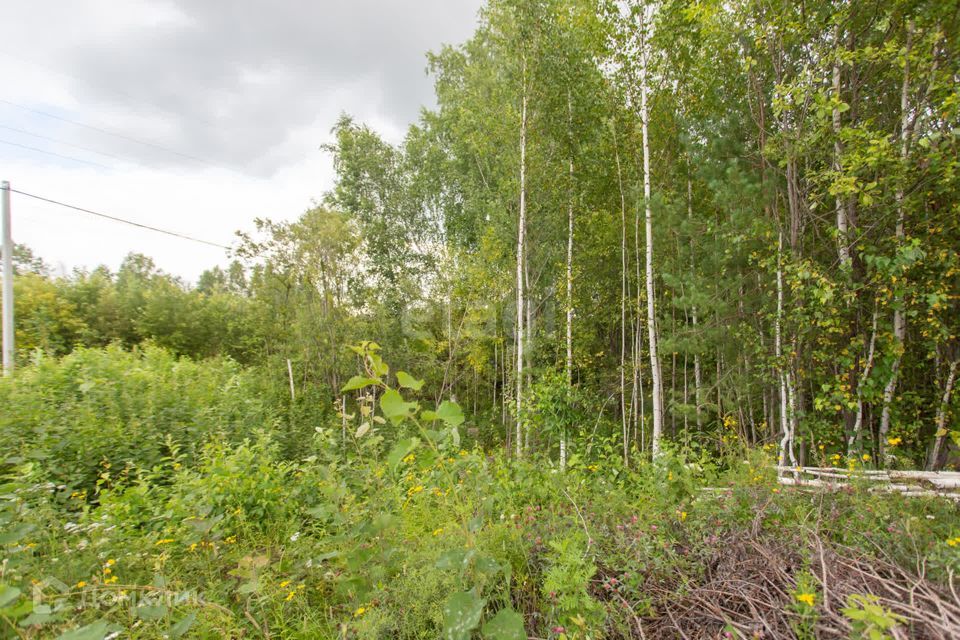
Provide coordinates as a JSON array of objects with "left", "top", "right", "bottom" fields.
[{"left": 4, "top": 1, "right": 482, "bottom": 176}]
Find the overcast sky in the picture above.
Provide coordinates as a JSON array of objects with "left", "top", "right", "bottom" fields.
[{"left": 0, "top": 0, "right": 482, "bottom": 281}]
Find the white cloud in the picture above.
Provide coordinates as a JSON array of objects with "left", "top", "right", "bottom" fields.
[{"left": 0, "top": 0, "right": 482, "bottom": 281}]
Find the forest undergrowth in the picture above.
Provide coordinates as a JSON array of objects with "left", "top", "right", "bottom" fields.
[{"left": 1, "top": 346, "right": 958, "bottom": 639}]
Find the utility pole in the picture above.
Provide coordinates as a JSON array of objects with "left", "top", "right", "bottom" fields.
[{"left": 2, "top": 181, "right": 13, "bottom": 376}]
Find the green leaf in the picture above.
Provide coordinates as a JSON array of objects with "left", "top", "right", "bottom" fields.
[
  {"left": 442, "top": 590, "right": 485, "bottom": 640},
  {"left": 0, "top": 584, "right": 21, "bottom": 608},
  {"left": 482, "top": 609, "right": 526, "bottom": 640},
  {"left": 238, "top": 581, "right": 259, "bottom": 594},
  {"left": 136, "top": 604, "right": 168, "bottom": 620},
  {"left": 368, "top": 353, "right": 389, "bottom": 377},
  {"left": 18, "top": 605, "right": 54, "bottom": 627},
  {"left": 435, "top": 549, "right": 467, "bottom": 570},
  {"left": 355, "top": 422, "right": 371, "bottom": 438},
  {"left": 436, "top": 401, "right": 465, "bottom": 427},
  {"left": 0, "top": 523, "right": 36, "bottom": 545},
  {"left": 474, "top": 553, "right": 500, "bottom": 577},
  {"left": 396, "top": 371, "right": 424, "bottom": 391},
  {"left": 380, "top": 389, "right": 418, "bottom": 425},
  {"left": 341, "top": 376, "right": 381, "bottom": 392},
  {"left": 55, "top": 620, "right": 109, "bottom": 640},
  {"left": 386, "top": 437, "right": 419, "bottom": 471},
  {"left": 305, "top": 505, "right": 332, "bottom": 520},
  {"left": 167, "top": 612, "right": 196, "bottom": 638}
]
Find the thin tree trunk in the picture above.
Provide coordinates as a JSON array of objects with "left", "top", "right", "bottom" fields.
[
  {"left": 525, "top": 253, "right": 533, "bottom": 452},
  {"left": 687, "top": 174, "right": 703, "bottom": 429},
  {"left": 639, "top": 12, "right": 664, "bottom": 456},
  {"left": 515, "top": 57, "right": 527, "bottom": 458},
  {"left": 493, "top": 337, "right": 498, "bottom": 422},
  {"left": 671, "top": 306, "right": 677, "bottom": 435},
  {"left": 879, "top": 21, "right": 913, "bottom": 454},
  {"left": 776, "top": 232, "right": 796, "bottom": 467},
  {"left": 832, "top": 35, "right": 850, "bottom": 266},
  {"left": 849, "top": 309, "right": 878, "bottom": 454},
  {"left": 563, "top": 89, "right": 574, "bottom": 469},
  {"left": 927, "top": 359, "right": 958, "bottom": 471},
  {"left": 613, "top": 119, "right": 629, "bottom": 465}
]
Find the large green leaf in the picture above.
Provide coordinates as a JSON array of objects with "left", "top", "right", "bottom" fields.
[
  {"left": 386, "top": 437, "right": 419, "bottom": 471},
  {"left": 422, "top": 400, "right": 465, "bottom": 427},
  {"left": 396, "top": 371, "right": 424, "bottom": 391},
  {"left": 442, "top": 590, "right": 485, "bottom": 640},
  {"left": 482, "top": 609, "right": 526, "bottom": 640},
  {"left": 0, "top": 523, "right": 36, "bottom": 545},
  {"left": 167, "top": 612, "right": 196, "bottom": 638},
  {"left": 341, "top": 376, "right": 381, "bottom": 392},
  {"left": 0, "top": 584, "right": 21, "bottom": 608},
  {"left": 135, "top": 604, "right": 168, "bottom": 620},
  {"left": 380, "top": 389, "right": 418, "bottom": 425},
  {"left": 435, "top": 549, "right": 467, "bottom": 570},
  {"left": 436, "top": 401, "right": 465, "bottom": 427},
  {"left": 55, "top": 620, "right": 109, "bottom": 640}
]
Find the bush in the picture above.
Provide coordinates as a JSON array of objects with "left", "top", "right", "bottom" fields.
[{"left": 0, "top": 344, "right": 270, "bottom": 493}]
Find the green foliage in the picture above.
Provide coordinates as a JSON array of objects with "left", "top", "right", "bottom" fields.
[
  {"left": 541, "top": 531, "right": 603, "bottom": 636},
  {"left": 0, "top": 344, "right": 269, "bottom": 493},
  {"left": 842, "top": 594, "right": 907, "bottom": 640}
]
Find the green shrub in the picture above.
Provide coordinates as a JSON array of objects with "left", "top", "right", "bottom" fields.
[{"left": 0, "top": 344, "right": 270, "bottom": 494}]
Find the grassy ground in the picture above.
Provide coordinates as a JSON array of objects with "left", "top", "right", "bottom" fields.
[
  {"left": 1, "top": 348, "right": 959, "bottom": 639},
  {"left": 3, "top": 441, "right": 959, "bottom": 639}
]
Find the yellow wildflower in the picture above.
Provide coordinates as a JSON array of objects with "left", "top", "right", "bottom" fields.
[
  {"left": 432, "top": 528, "right": 443, "bottom": 536},
  {"left": 887, "top": 436, "right": 902, "bottom": 447},
  {"left": 155, "top": 538, "right": 174, "bottom": 546},
  {"left": 402, "top": 453, "right": 415, "bottom": 464},
  {"left": 796, "top": 593, "right": 816, "bottom": 607},
  {"left": 279, "top": 580, "right": 292, "bottom": 589},
  {"left": 861, "top": 453, "right": 871, "bottom": 462},
  {"left": 75, "top": 581, "right": 87, "bottom": 588},
  {"left": 103, "top": 567, "right": 111, "bottom": 575},
  {"left": 105, "top": 576, "right": 118, "bottom": 584},
  {"left": 285, "top": 591, "right": 296, "bottom": 601},
  {"left": 354, "top": 606, "right": 367, "bottom": 617},
  {"left": 407, "top": 485, "right": 424, "bottom": 496},
  {"left": 679, "top": 511, "right": 688, "bottom": 522},
  {"left": 947, "top": 537, "right": 960, "bottom": 547},
  {"left": 106, "top": 559, "right": 115, "bottom": 566}
]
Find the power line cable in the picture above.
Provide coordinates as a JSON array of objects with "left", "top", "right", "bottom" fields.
[
  {"left": 6, "top": 187, "right": 230, "bottom": 249},
  {"left": 0, "top": 124, "right": 142, "bottom": 168},
  {"left": 0, "top": 98, "right": 229, "bottom": 170},
  {"left": 0, "top": 138, "right": 112, "bottom": 170}
]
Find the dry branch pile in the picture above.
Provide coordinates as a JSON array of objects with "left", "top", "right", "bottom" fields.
[{"left": 639, "top": 531, "right": 960, "bottom": 639}]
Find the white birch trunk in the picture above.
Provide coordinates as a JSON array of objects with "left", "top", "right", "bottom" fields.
[
  {"left": 879, "top": 21, "right": 913, "bottom": 450},
  {"left": 639, "top": 13, "right": 664, "bottom": 457},
  {"left": 833, "top": 46, "right": 850, "bottom": 266},
  {"left": 849, "top": 310, "right": 878, "bottom": 454},
  {"left": 515, "top": 59, "right": 527, "bottom": 458},
  {"left": 776, "top": 232, "right": 796, "bottom": 467},
  {"left": 613, "top": 121, "right": 629, "bottom": 464},
  {"left": 562, "top": 90, "right": 574, "bottom": 470},
  {"left": 927, "top": 360, "right": 958, "bottom": 471},
  {"left": 687, "top": 173, "right": 702, "bottom": 429}
]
